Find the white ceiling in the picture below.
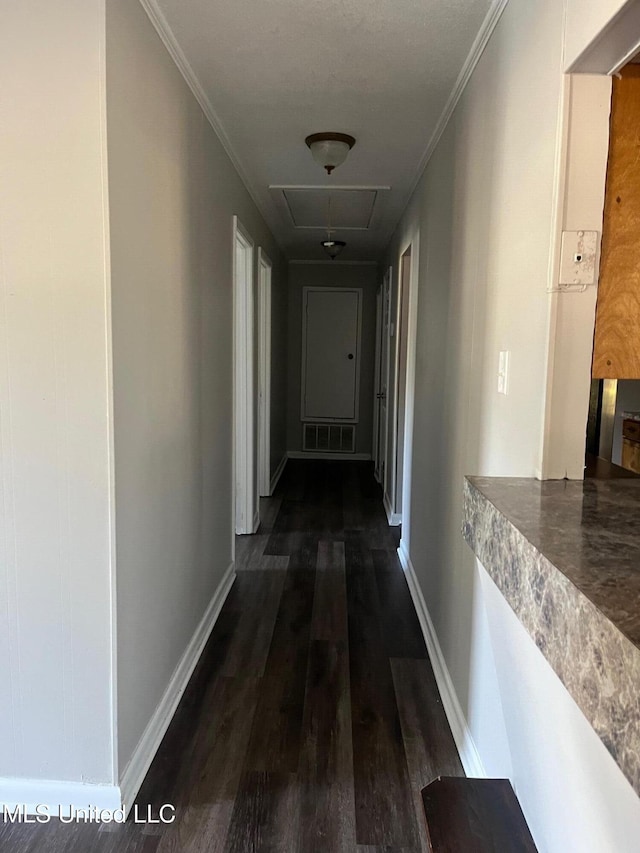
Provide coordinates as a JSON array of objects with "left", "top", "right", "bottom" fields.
[
  {"left": 277, "top": 188, "right": 380, "bottom": 229},
  {"left": 148, "top": 0, "right": 493, "bottom": 261}
]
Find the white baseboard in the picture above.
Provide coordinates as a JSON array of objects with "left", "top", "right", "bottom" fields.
[
  {"left": 252, "top": 510, "right": 260, "bottom": 534},
  {"left": 269, "top": 453, "right": 287, "bottom": 495},
  {"left": 398, "top": 540, "right": 486, "bottom": 778},
  {"left": 0, "top": 778, "right": 122, "bottom": 816},
  {"left": 287, "top": 450, "right": 372, "bottom": 461},
  {"left": 119, "top": 561, "right": 236, "bottom": 812},
  {"left": 383, "top": 492, "right": 402, "bottom": 526}
]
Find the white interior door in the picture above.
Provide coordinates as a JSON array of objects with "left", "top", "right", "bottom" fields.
[{"left": 302, "top": 288, "right": 362, "bottom": 422}]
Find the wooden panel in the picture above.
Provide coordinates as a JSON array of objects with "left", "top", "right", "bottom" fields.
[
  {"left": 346, "top": 536, "right": 421, "bottom": 849},
  {"left": 622, "top": 437, "right": 640, "bottom": 473},
  {"left": 593, "top": 66, "right": 640, "bottom": 378},
  {"left": 225, "top": 771, "right": 300, "bottom": 853},
  {"left": 298, "top": 541, "right": 355, "bottom": 850},
  {"left": 373, "top": 549, "right": 429, "bottom": 659},
  {"left": 622, "top": 418, "right": 640, "bottom": 441},
  {"left": 421, "top": 777, "right": 538, "bottom": 853},
  {"left": 242, "top": 567, "right": 316, "bottom": 772},
  {"left": 391, "top": 659, "right": 464, "bottom": 853}
]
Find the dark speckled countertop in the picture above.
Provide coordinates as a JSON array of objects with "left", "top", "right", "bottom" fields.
[
  {"left": 463, "top": 475, "right": 640, "bottom": 795},
  {"left": 469, "top": 476, "right": 640, "bottom": 649}
]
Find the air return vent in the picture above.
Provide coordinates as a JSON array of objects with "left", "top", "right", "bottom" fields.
[{"left": 303, "top": 423, "right": 355, "bottom": 453}]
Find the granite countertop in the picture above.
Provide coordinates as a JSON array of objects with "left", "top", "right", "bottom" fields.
[
  {"left": 463, "top": 475, "right": 640, "bottom": 794},
  {"left": 467, "top": 476, "right": 640, "bottom": 649}
]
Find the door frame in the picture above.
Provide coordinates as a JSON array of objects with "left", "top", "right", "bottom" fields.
[
  {"left": 374, "top": 267, "right": 392, "bottom": 486},
  {"left": 300, "top": 286, "right": 363, "bottom": 423},
  {"left": 373, "top": 285, "right": 383, "bottom": 480},
  {"left": 384, "top": 236, "right": 419, "bottom": 534},
  {"left": 232, "top": 215, "right": 258, "bottom": 535},
  {"left": 258, "top": 248, "right": 272, "bottom": 497},
  {"left": 396, "top": 238, "right": 419, "bottom": 546}
]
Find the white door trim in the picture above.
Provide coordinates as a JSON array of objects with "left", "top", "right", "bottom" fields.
[
  {"left": 380, "top": 267, "right": 393, "bottom": 505},
  {"left": 258, "top": 248, "right": 272, "bottom": 497},
  {"left": 398, "top": 235, "right": 420, "bottom": 549},
  {"left": 233, "top": 216, "right": 257, "bottom": 535},
  {"left": 386, "top": 263, "right": 402, "bottom": 519},
  {"left": 373, "top": 285, "right": 383, "bottom": 481},
  {"left": 300, "top": 286, "right": 363, "bottom": 423}
]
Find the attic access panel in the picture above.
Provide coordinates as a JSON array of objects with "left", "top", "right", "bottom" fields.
[{"left": 283, "top": 188, "right": 378, "bottom": 230}]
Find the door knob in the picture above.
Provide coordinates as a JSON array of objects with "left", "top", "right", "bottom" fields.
[{"left": 348, "top": 353, "right": 354, "bottom": 360}]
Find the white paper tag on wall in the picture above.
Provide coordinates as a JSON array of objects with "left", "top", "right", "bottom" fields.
[{"left": 558, "top": 230, "right": 598, "bottom": 287}]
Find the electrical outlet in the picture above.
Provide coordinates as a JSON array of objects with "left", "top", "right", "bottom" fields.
[{"left": 498, "top": 351, "right": 509, "bottom": 395}]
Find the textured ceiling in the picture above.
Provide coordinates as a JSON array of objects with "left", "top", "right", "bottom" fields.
[{"left": 150, "top": 0, "right": 493, "bottom": 261}]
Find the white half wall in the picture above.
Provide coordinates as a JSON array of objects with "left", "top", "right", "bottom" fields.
[
  {"left": 0, "top": 0, "right": 115, "bottom": 789},
  {"left": 476, "top": 560, "right": 640, "bottom": 853}
]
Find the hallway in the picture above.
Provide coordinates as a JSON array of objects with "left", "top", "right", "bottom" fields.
[{"left": 0, "top": 460, "right": 461, "bottom": 852}]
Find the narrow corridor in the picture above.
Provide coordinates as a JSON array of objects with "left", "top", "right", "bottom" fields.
[{"left": 1, "top": 461, "right": 462, "bottom": 852}]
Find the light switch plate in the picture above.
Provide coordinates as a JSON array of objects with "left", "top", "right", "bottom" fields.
[{"left": 559, "top": 230, "right": 598, "bottom": 287}]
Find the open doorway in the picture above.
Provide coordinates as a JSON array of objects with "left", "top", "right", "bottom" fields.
[{"left": 233, "top": 216, "right": 258, "bottom": 535}]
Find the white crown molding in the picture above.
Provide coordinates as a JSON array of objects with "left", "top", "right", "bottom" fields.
[
  {"left": 138, "top": 0, "right": 280, "bottom": 246},
  {"left": 139, "top": 0, "right": 508, "bottom": 259},
  {"left": 393, "top": 0, "right": 510, "bottom": 233}
]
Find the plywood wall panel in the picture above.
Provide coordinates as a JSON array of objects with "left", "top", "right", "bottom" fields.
[{"left": 593, "top": 66, "right": 640, "bottom": 378}]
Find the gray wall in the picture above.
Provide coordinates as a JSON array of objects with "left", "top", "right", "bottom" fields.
[
  {"left": 0, "top": 0, "right": 115, "bottom": 789},
  {"left": 286, "top": 263, "right": 378, "bottom": 456},
  {"left": 380, "top": 0, "right": 640, "bottom": 847},
  {"left": 106, "top": 0, "right": 287, "bottom": 775}
]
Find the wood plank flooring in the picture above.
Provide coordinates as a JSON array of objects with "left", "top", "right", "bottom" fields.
[{"left": 0, "top": 460, "right": 463, "bottom": 852}]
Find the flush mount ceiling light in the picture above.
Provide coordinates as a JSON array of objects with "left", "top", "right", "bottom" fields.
[
  {"left": 305, "top": 132, "right": 356, "bottom": 174},
  {"left": 321, "top": 239, "right": 346, "bottom": 260},
  {"left": 320, "top": 195, "right": 346, "bottom": 259}
]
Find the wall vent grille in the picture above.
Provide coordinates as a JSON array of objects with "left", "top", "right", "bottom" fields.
[{"left": 302, "top": 423, "right": 356, "bottom": 453}]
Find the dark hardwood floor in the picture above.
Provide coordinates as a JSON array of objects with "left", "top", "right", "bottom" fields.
[{"left": 1, "top": 460, "right": 463, "bottom": 852}]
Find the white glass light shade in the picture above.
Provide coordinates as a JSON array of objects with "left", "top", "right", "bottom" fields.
[
  {"left": 305, "top": 133, "right": 355, "bottom": 174},
  {"left": 321, "top": 239, "right": 346, "bottom": 259},
  {"left": 309, "top": 140, "right": 350, "bottom": 173}
]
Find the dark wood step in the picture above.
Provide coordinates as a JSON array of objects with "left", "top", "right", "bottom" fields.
[{"left": 421, "top": 776, "right": 538, "bottom": 852}]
